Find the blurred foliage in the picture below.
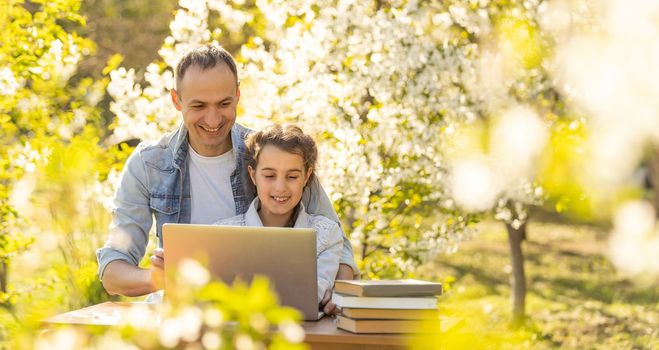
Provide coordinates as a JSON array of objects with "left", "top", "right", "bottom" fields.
[
  {"left": 11, "top": 274, "right": 307, "bottom": 349},
  {"left": 0, "top": 0, "right": 135, "bottom": 342},
  {"left": 76, "top": 0, "right": 179, "bottom": 130},
  {"left": 78, "top": 0, "right": 178, "bottom": 76},
  {"left": 0, "top": 0, "right": 99, "bottom": 310},
  {"left": 539, "top": 118, "right": 596, "bottom": 221},
  {"left": 495, "top": 13, "right": 545, "bottom": 71}
]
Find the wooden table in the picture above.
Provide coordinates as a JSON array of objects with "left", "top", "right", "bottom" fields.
[
  {"left": 44, "top": 302, "right": 453, "bottom": 349},
  {"left": 301, "top": 317, "right": 423, "bottom": 350}
]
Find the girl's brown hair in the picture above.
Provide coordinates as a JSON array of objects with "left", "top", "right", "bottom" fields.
[{"left": 245, "top": 124, "right": 318, "bottom": 178}]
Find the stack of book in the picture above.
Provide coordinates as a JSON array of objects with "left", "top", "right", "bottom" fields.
[{"left": 332, "top": 279, "right": 443, "bottom": 334}]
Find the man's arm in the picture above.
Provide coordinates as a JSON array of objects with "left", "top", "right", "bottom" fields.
[
  {"left": 101, "top": 248, "right": 165, "bottom": 296},
  {"left": 96, "top": 145, "right": 155, "bottom": 296},
  {"left": 101, "top": 261, "right": 156, "bottom": 296},
  {"left": 302, "top": 176, "right": 359, "bottom": 278}
]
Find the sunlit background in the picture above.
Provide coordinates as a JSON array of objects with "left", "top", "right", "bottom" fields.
[{"left": 1, "top": 0, "right": 658, "bottom": 349}]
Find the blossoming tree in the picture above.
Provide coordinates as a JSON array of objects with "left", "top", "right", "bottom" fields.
[
  {"left": 439, "top": 0, "right": 557, "bottom": 325},
  {"left": 108, "top": 0, "right": 483, "bottom": 279},
  {"left": 0, "top": 0, "right": 100, "bottom": 305},
  {"left": 237, "top": 0, "right": 557, "bottom": 325},
  {"left": 106, "top": 0, "right": 567, "bottom": 325}
]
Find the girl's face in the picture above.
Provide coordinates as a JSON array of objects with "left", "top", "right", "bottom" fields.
[{"left": 248, "top": 144, "right": 312, "bottom": 225}]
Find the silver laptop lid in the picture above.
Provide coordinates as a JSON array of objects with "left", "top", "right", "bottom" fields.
[{"left": 162, "top": 223, "right": 321, "bottom": 320}]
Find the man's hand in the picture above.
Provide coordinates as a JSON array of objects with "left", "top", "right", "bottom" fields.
[{"left": 149, "top": 248, "right": 165, "bottom": 291}]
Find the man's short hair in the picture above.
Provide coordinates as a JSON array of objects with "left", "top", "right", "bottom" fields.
[{"left": 175, "top": 44, "right": 239, "bottom": 92}]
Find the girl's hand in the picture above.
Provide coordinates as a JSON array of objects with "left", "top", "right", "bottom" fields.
[{"left": 321, "top": 288, "right": 340, "bottom": 315}]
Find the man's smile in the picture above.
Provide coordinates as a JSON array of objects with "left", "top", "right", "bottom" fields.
[{"left": 199, "top": 125, "right": 221, "bottom": 133}]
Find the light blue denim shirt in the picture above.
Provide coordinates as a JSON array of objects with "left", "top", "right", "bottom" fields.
[
  {"left": 215, "top": 198, "right": 343, "bottom": 302},
  {"left": 96, "top": 123, "right": 358, "bottom": 280}
]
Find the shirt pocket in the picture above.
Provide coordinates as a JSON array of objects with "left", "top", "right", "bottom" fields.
[{"left": 150, "top": 195, "right": 180, "bottom": 215}]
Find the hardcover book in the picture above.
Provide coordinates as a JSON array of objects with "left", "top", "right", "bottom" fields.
[
  {"left": 341, "top": 307, "right": 439, "bottom": 320},
  {"left": 336, "top": 315, "right": 441, "bottom": 334},
  {"left": 332, "top": 292, "right": 438, "bottom": 310},
  {"left": 334, "top": 279, "right": 443, "bottom": 297}
]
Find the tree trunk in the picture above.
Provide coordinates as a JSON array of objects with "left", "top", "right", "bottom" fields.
[
  {"left": 649, "top": 149, "right": 659, "bottom": 218},
  {"left": 505, "top": 221, "right": 527, "bottom": 327},
  {"left": 0, "top": 261, "right": 7, "bottom": 294}
]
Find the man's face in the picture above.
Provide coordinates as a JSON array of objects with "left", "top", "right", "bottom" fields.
[{"left": 171, "top": 64, "right": 240, "bottom": 157}]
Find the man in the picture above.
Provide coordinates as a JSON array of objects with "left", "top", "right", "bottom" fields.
[{"left": 96, "top": 44, "right": 356, "bottom": 313}]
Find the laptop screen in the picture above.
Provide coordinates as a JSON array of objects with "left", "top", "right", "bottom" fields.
[{"left": 162, "top": 224, "right": 321, "bottom": 320}]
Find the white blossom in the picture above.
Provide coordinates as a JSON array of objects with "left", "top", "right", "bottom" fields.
[
  {"left": 0, "top": 67, "right": 21, "bottom": 95},
  {"left": 201, "top": 331, "right": 222, "bottom": 349},
  {"left": 490, "top": 105, "right": 549, "bottom": 180},
  {"left": 609, "top": 201, "right": 659, "bottom": 276},
  {"left": 449, "top": 157, "right": 502, "bottom": 212},
  {"left": 178, "top": 258, "right": 211, "bottom": 287},
  {"left": 279, "top": 320, "right": 305, "bottom": 343}
]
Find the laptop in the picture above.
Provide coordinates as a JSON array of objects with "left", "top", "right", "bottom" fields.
[{"left": 162, "top": 223, "right": 323, "bottom": 320}]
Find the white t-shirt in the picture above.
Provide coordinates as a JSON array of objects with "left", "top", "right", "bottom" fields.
[{"left": 188, "top": 145, "right": 237, "bottom": 224}]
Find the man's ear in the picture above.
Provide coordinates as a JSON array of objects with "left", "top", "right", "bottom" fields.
[
  {"left": 236, "top": 85, "right": 241, "bottom": 101},
  {"left": 171, "top": 89, "right": 182, "bottom": 111},
  {"left": 248, "top": 165, "right": 256, "bottom": 185}
]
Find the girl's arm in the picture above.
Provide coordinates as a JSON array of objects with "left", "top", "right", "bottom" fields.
[
  {"left": 302, "top": 176, "right": 359, "bottom": 277},
  {"left": 315, "top": 221, "right": 343, "bottom": 302}
]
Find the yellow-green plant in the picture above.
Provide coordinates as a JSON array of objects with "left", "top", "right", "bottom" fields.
[
  {"left": 0, "top": 0, "right": 112, "bottom": 337},
  {"left": 12, "top": 266, "right": 307, "bottom": 350}
]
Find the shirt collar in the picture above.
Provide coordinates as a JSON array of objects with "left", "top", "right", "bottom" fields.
[{"left": 245, "top": 198, "right": 309, "bottom": 228}]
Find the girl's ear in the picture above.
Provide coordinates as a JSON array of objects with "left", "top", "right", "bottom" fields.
[
  {"left": 248, "top": 165, "right": 257, "bottom": 185},
  {"left": 304, "top": 167, "right": 313, "bottom": 187}
]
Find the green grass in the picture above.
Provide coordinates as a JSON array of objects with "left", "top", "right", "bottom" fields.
[{"left": 415, "top": 220, "right": 659, "bottom": 349}]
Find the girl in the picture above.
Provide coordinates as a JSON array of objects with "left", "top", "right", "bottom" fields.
[{"left": 215, "top": 124, "right": 344, "bottom": 311}]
